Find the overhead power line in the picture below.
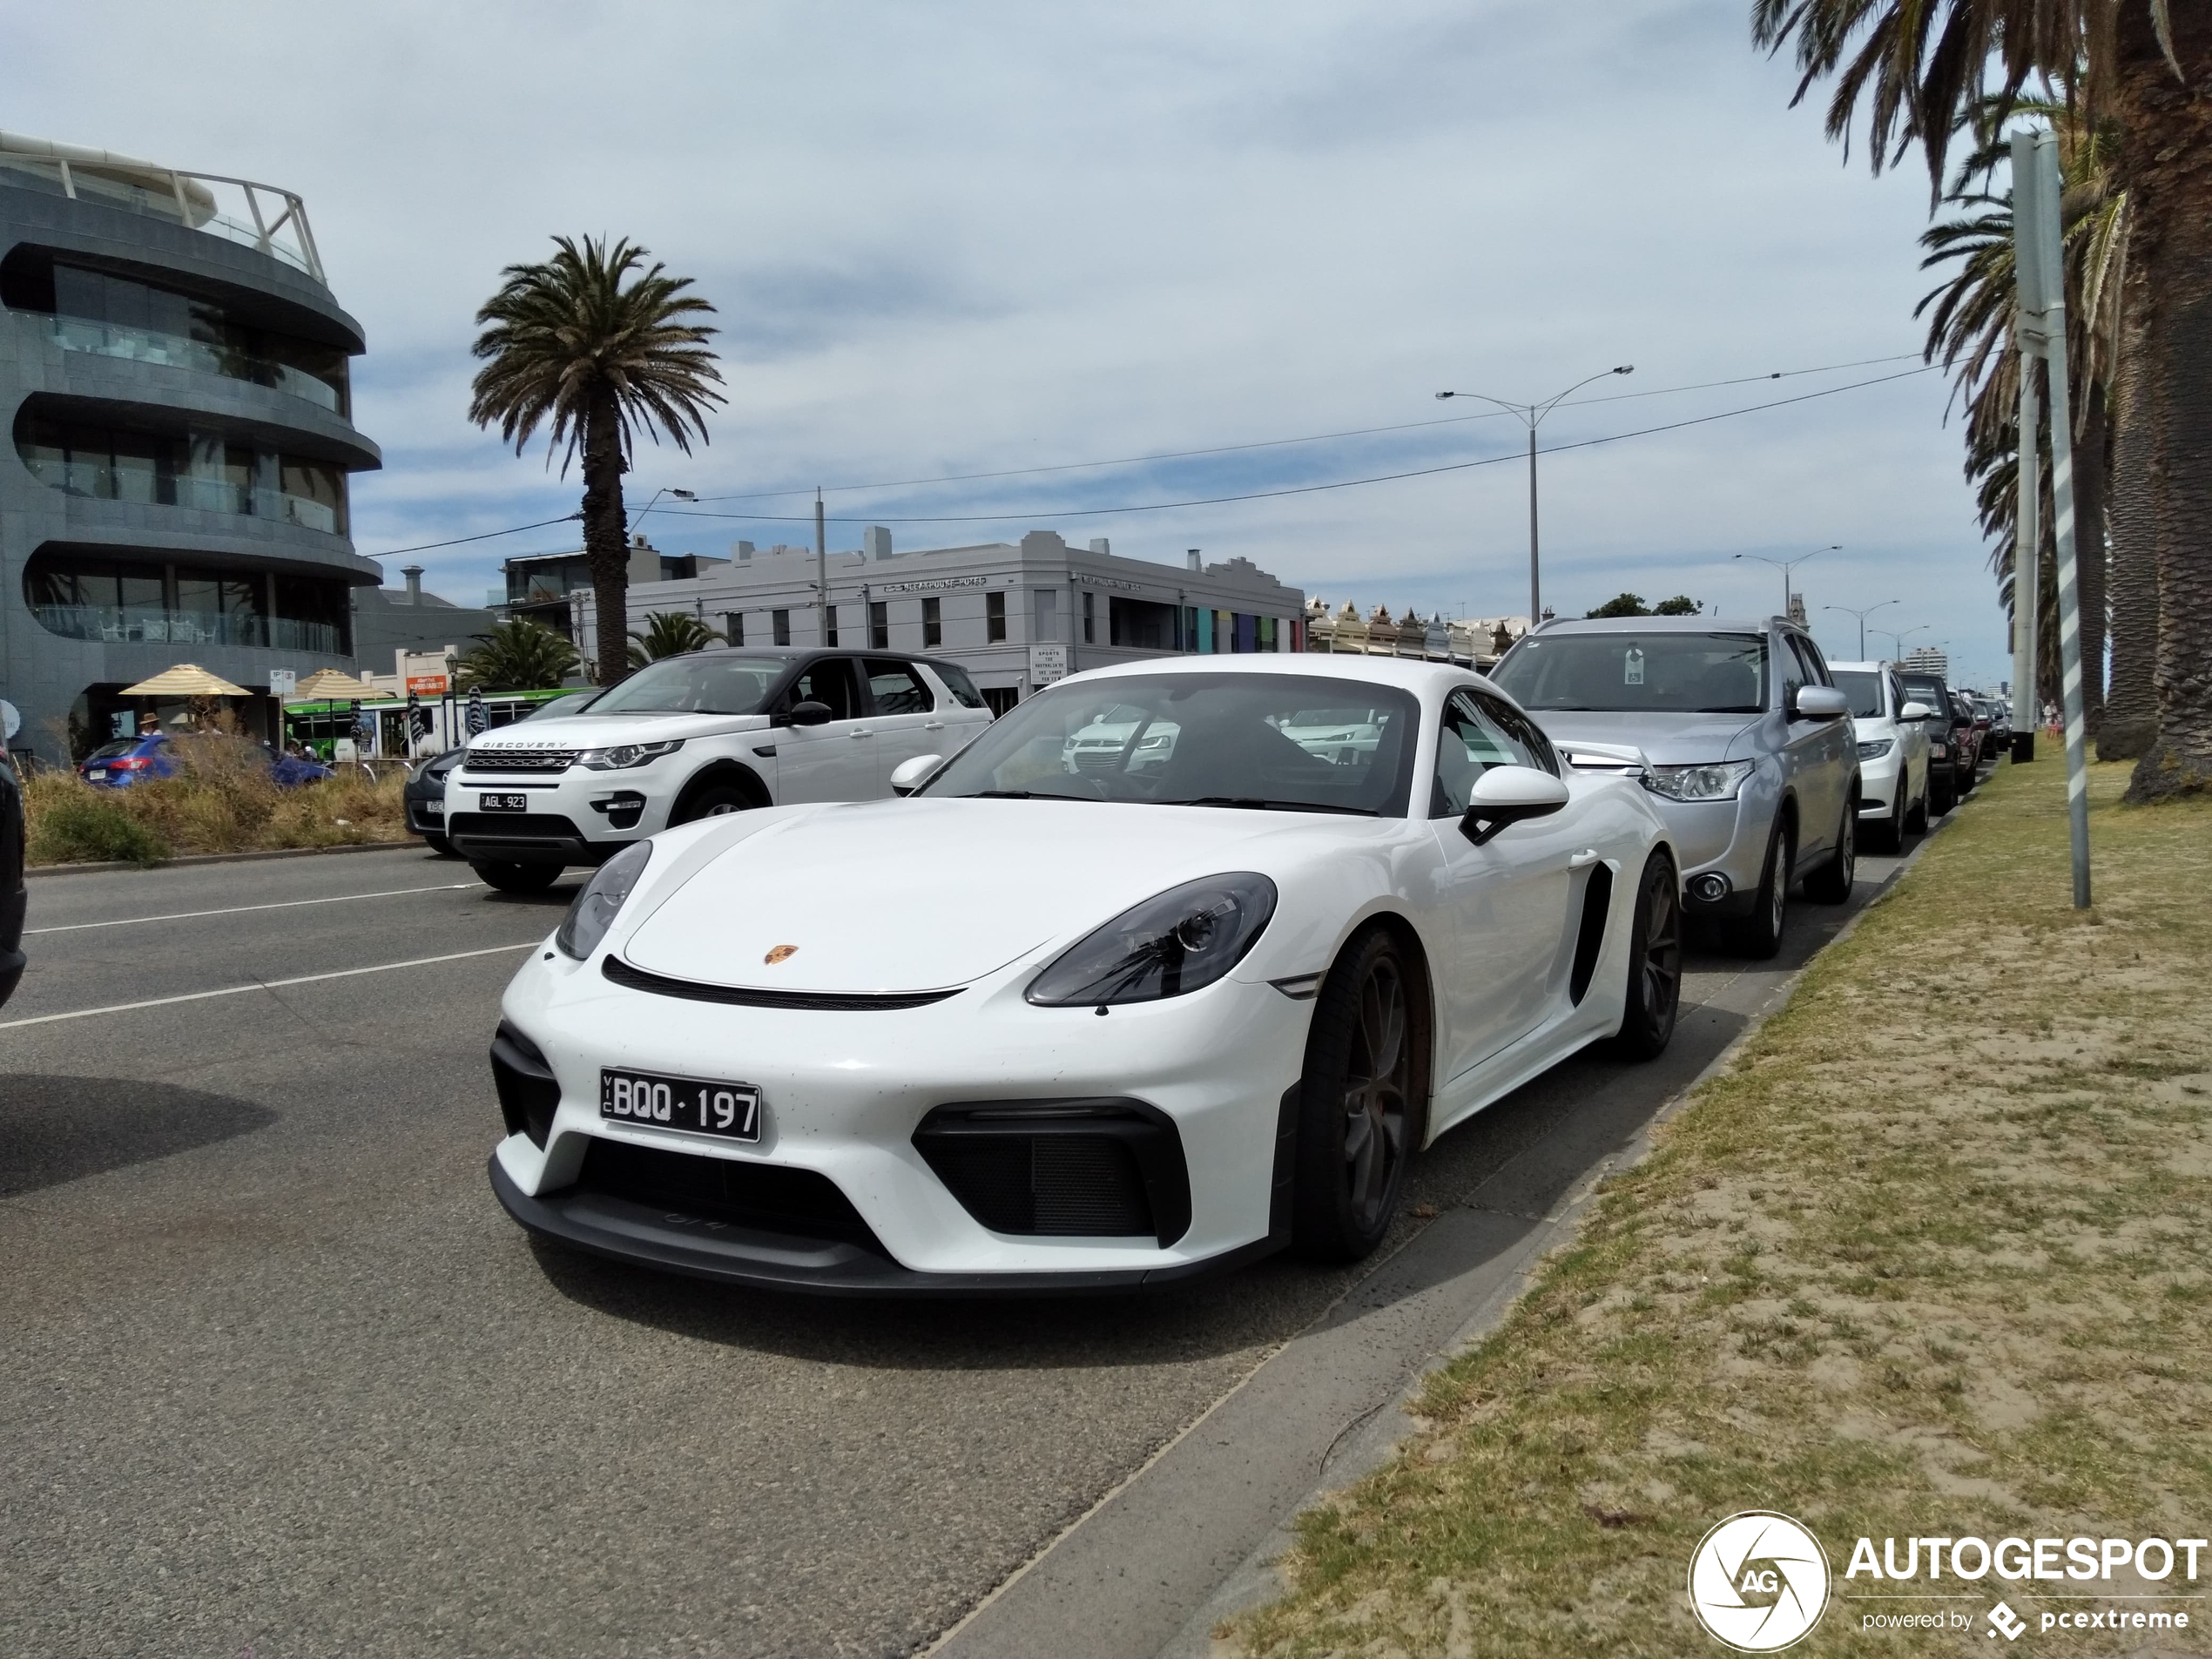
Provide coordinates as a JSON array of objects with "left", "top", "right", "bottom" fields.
[
  {"left": 675, "top": 351, "right": 1925, "bottom": 503},
  {"left": 368, "top": 513, "right": 581, "bottom": 559},
  {"left": 654, "top": 367, "right": 1933, "bottom": 527}
]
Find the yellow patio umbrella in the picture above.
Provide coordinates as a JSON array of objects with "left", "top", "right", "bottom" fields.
[
  {"left": 287, "top": 667, "right": 383, "bottom": 701},
  {"left": 118, "top": 664, "right": 251, "bottom": 698}
]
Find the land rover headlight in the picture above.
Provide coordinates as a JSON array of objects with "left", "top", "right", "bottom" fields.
[
  {"left": 577, "top": 739, "right": 684, "bottom": 770},
  {"left": 1641, "top": 759, "right": 1757, "bottom": 803},
  {"left": 1026, "top": 873, "right": 1276, "bottom": 1007},
  {"left": 556, "top": 839, "right": 654, "bottom": 959}
]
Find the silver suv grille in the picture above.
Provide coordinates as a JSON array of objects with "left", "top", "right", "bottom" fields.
[{"left": 463, "top": 748, "right": 577, "bottom": 774}]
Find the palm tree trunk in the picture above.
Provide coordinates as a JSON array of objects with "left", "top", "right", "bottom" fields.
[
  {"left": 2120, "top": 6, "right": 2212, "bottom": 801},
  {"left": 2101, "top": 266, "right": 2160, "bottom": 761},
  {"left": 2071, "top": 383, "right": 2107, "bottom": 738},
  {"left": 580, "top": 388, "right": 632, "bottom": 689}
]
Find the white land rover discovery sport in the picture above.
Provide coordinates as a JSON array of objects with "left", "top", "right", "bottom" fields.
[{"left": 446, "top": 649, "right": 994, "bottom": 891}]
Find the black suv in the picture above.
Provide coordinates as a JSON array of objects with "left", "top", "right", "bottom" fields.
[{"left": 1898, "top": 668, "right": 1976, "bottom": 814}]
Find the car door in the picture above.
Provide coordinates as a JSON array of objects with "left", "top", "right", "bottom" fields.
[
  {"left": 1890, "top": 669, "right": 1927, "bottom": 804},
  {"left": 860, "top": 658, "right": 942, "bottom": 790},
  {"left": 768, "top": 658, "right": 878, "bottom": 802},
  {"left": 1425, "top": 688, "right": 1583, "bottom": 1081},
  {"left": 1779, "top": 632, "right": 1843, "bottom": 859}
]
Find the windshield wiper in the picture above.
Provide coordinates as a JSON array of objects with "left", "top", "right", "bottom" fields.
[
  {"left": 958, "top": 789, "right": 1086, "bottom": 800},
  {"left": 1168, "top": 796, "right": 1378, "bottom": 816}
]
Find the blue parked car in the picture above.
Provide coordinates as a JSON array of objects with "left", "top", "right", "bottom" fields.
[{"left": 78, "top": 734, "right": 334, "bottom": 790}]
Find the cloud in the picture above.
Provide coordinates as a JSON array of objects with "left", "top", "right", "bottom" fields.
[{"left": 4, "top": 0, "right": 2009, "bottom": 685}]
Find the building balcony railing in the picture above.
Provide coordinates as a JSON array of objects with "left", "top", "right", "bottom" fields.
[
  {"left": 0, "top": 135, "right": 325, "bottom": 285},
  {"left": 38, "top": 314, "right": 344, "bottom": 414},
  {"left": 31, "top": 604, "right": 344, "bottom": 655},
  {"left": 26, "top": 460, "right": 342, "bottom": 535}
]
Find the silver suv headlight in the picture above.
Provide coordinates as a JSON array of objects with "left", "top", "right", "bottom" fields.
[
  {"left": 556, "top": 839, "right": 654, "bottom": 959},
  {"left": 577, "top": 738, "right": 684, "bottom": 770},
  {"left": 1026, "top": 873, "right": 1275, "bottom": 1007},
  {"left": 1641, "top": 759, "right": 1757, "bottom": 803}
]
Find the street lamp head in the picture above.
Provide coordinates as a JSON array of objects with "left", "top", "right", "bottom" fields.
[
  {"left": 1613, "top": 365, "right": 1635, "bottom": 374},
  {"left": 671, "top": 489, "right": 697, "bottom": 502},
  {"left": 1434, "top": 391, "right": 1455, "bottom": 400}
]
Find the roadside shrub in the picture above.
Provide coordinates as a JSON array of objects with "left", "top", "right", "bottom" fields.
[{"left": 24, "top": 784, "right": 173, "bottom": 867}]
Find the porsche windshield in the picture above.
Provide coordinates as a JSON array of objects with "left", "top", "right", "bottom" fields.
[
  {"left": 920, "top": 672, "right": 1420, "bottom": 815},
  {"left": 1491, "top": 631, "right": 1770, "bottom": 714},
  {"left": 582, "top": 655, "right": 788, "bottom": 716}
]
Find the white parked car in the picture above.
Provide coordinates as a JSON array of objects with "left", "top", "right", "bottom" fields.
[
  {"left": 486, "top": 656, "right": 1685, "bottom": 1291},
  {"left": 446, "top": 649, "right": 994, "bottom": 891},
  {"left": 1827, "top": 660, "right": 1933, "bottom": 853}
]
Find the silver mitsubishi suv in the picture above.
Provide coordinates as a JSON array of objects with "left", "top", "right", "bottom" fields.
[{"left": 1487, "top": 615, "right": 1858, "bottom": 957}]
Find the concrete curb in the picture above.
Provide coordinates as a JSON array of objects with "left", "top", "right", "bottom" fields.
[
  {"left": 26, "top": 839, "right": 431, "bottom": 879},
  {"left": 1156, "top": 812, "right": 1950, "bottom": 1657}
]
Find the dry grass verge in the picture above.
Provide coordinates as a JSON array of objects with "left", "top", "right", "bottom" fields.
[
  {"left": 1228, "top": 758, "right": 2212, "bottom": 1656},
  {"left": 24, "top": 735, "right": 412, "bottom": 867}
]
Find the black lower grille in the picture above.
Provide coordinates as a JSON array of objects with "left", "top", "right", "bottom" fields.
[
  {"left": 573, "top": 1137, "right": 884, "bottom": 1251},
  {"left": 914, "top": 1100, "right": 1190, "bottom": 1245},
  {"left": 449, "top": 812, "right": 584, "bottom": 842}
]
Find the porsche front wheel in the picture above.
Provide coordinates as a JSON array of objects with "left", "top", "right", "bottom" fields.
[
  {"left": 1291, "top": 927, "right": 1429, "bottom": 1264},
  {"left": 1609, "top": 850, "right": 1681, "bottom": 1060}
]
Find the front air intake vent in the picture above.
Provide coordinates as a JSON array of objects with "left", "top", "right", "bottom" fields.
[
  {"left": 913, "top": 1099, "right": 1191, "bottom": 1246},
  {"left": 489, "top": 1021, "right": 560, "bottom": 1147},
  {"left": 603, "top": 956, "right": 961, "bottom": 1011}
]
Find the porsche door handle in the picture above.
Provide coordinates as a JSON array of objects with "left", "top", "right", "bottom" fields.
[
  {"left": 924, "top": 719, "right": 946, "bottom": 730},
  {"left": 850, "top": 728, "right": 872, "bottom": 738},
  {"left": 1568, "top": 849, "right": 1602, "bottom": 868}
]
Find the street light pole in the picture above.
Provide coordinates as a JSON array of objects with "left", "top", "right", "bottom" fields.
[
  {"left": 1735, "top": 545, "right": 1837, "bottom": 620},
  {"left": 1823, "top": 599, "right": 1898, "bottom": 659},
  {"left": 1435, "top": 366, "right": 1633, "bottom": 624},
  {"left": 1873, "top": 624, "right": 1931, "bottom": 661},
  {"left": 815, "top": 488, "right": 829, "bottom": 645}
]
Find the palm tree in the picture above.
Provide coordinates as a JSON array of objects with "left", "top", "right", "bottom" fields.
[
  {"left": 626, "top": 610, "right": 725, "bottom": 669},
  {"left": 1752, "top": 1, "right": 2211, "bottom": 800},
  {"left": 468, "top": 236, "right": 725, "bottom": 690},
  {"left": 1914, "top": 98, "right": 2128, "bottom": 739},
  {"left": 455, "top": 619, "right": 581, "bottom": 692}
]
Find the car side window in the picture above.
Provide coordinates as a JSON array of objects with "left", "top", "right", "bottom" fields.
[
  {"left": 864, "top": 658, "right": 934, "bottom": 716},
  {"left": 1888, "top": 672, "right": 1906, "bottom": 718},
  {"left": 930, "top": 661, "right": 988, "bottom": 710},
  {"left": 1490, "top": 700, "right": 1561, "bottom": 777},
  {"left": 783, "top": 658, "right": 858, "bottom": 721},
  {"left": 1793, "top": 635, "right": 1833, "bottom": 685},
  {"left": 1433, "top": 689, "right": 1539, "bottom": 817},
  {"left": 1780, "top": 634, "right": 1818, "bottom": 693}
]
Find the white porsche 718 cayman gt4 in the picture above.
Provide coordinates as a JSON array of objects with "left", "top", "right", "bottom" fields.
[{"left": 488, "top": 656, "right": 1683, "bottom": 1292}]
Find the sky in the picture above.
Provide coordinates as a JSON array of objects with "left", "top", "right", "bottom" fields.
[{"left": 10, "top": 0, "right": 2009, "bottom": 685}]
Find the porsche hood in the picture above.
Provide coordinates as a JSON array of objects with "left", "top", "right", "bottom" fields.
[{"left": 616, "top": 799, "right": 1350, "bottom": 994}]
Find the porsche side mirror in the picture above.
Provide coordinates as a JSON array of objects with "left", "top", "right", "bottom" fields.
[
  {"left": 1898, "top": 701, "right": 1933, "bottom": 723},
  {"left": 1459, "top": 765, "right": 1570, "bottom": 846},
  {"left": 1791, "top": 685, "right": 1849, "bottom": 721},
  {"left": 773, "top": 700, "right": 833, "bottom": 728},
  {"left": 889, "top": 753, "right": 942, "bottom": 796}
]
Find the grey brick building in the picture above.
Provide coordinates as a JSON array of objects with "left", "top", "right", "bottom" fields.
[{"left": 0, "top": 132, "right": 380, "bottom": 762}]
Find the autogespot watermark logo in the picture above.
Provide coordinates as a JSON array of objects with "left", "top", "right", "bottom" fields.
[{"left": 1689, "top": 1511, "right": 1831, "bottom": 1651}]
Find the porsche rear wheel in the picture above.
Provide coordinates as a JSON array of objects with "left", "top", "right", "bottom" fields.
[
  {"left": 1609, "top": 850, "right": 1681, "bottom": 1060},
  {"left": 1291, "top": 927, "right": 1428, "bottom": 1264}
]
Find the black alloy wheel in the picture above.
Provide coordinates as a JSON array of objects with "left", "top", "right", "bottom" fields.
[
  {"left": 673, "top": 786, "right": 753, "bottom": 825},
  {"left": 1292, "top": 927, "right": 1426, "bottom": 1263},
  {"left": 1610, "top": 850, "right": 1682, "bottom": 1060},
  {"left": 1871, "top": 784, "right": 1905, "bottom": 854},
  {"left": 472, "top": 860, "right": 563, "bottom": 894},
  {"left": 1804, "top": 802, "right": 1856, "bottom": 904},
  {"left": 1906, "top": 775, "right": 1929, "bottom": 834}
]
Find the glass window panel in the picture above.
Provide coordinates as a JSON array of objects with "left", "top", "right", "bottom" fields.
[
  {"left": 784, "top": 659, "right": 858, "bottom": 720},
  {"left": 1491, "top": 631, "right": 1770, "bottom": 715},
  {"left": 864, "top": 659, "right": 933, "bottom": 715},
  {"left": 1432, "top": 691, "right": 1540, "bottom": 816}
]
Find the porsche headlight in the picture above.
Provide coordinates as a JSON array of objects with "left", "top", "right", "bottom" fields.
[
  {"left": 1025, "top": 873, "right": 1276, "bottom": 1007},
  {"left": 556, "top": 839, "right": 654, "bottom": 960},
  {"left": 578, "top": 739, "right": 684, "bottom": 770},
  {"left": 1641, "top": 759, "right": 1757, "bottom": 803}
]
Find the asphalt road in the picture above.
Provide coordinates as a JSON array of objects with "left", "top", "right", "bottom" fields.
[{"left": 0, "top": 809, "right": 1932, "bottom": 1659}]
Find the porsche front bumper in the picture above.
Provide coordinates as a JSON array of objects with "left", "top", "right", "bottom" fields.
[{"left": 489, "top": 944, "right": 1315, "bottom": 1293}]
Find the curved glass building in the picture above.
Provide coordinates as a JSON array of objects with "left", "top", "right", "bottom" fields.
[{"left": 0, "top": 132, "right": 381, "bottom": 763}]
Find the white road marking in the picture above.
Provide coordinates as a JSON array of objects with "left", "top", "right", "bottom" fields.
[
  {"left": 0, "top": 942, "right": 539, "bottom": 1030},
  {"left": 25, "top": 883, "right": 477, "bottom": 935}
]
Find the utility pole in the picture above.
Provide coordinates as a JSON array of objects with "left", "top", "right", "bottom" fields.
[
  {"left": 2012, "top": 332, "right": 2042, "bottom": 764},
  {"left": 2013, "top": 127, "right": 2090, "bottom": 907},
  {"left": 814, "top": 489, "right": 828, "bottom": 647},
  {"left": 1526, "top": 427, "right": 1540, "bottom": 624}
]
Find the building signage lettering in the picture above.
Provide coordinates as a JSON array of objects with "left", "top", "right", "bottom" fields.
[{"left": 873, "top": 576, "right": 990, "bottom": 595}]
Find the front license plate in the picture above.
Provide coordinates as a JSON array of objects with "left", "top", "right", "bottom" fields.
[
  {"left": 600, "top": 1069, "right": 762, "bottom": 1142},
  {"left": 480, "top": 792, "right": 530, "bottom": 812}
]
